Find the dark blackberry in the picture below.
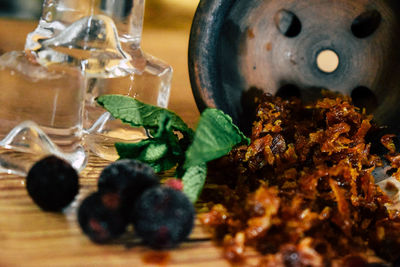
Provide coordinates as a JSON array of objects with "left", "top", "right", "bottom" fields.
[
  {"left": 132, "top": 187, "right": 195, "bottom": 249},
  {"left": 78, "top": 192, "right": 127, "bottom": 243},
  {"left": 97, "top": 159, "right": 159, "bottom": 215},
  {"left": 26, "top": 155, "right": 79, "bottom": 212}
]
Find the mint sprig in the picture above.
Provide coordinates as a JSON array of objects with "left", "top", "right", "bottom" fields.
[
  {"left": 97, "top": 95, "right": 194, "bottom": 140},
  {"left": 114, "top": 113, "right": 184, "bottom": 173},
  {"left": 182, "top": 164, "right": 207, "bottom": 203},
  {"left": 97, "top": 95, "right": 249, "bottom": 203},
  {"left": 184, "top": 109, "right": 250, "bottom": 169}
]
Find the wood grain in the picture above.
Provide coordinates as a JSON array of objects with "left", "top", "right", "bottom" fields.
[{"left": 0, "top": 19, "right": 241, "bottom": 267}]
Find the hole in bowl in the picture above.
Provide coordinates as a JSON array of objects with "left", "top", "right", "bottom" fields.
[
  {"left": 351, "top": 86, "right": 378, "bottom": 113},
  {"left": 351, "top": 10, "right": 382, "bottom": 38},
  {"left": 316, "top": 49, "right": 340, "bottom": 73},
  {"left": 274, "top": 9, "right": 302, "bottom": 38}
]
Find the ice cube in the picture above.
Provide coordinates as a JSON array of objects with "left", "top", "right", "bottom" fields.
[
  {"left": 0, "top": 121, "right": 87, "bottom": 176},
  {"left": 35, "top": 15, "right": 136, "bottom": 78},
  {"left": 0, "top": 51, "right": 85, "bottom": 150}
]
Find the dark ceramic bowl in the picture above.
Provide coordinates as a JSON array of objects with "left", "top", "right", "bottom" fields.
[{"left": 188, "top": 0, "right": 400, "bottom": 131}]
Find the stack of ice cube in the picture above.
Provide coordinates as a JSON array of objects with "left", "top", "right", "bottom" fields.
[{"left": 0, "top": 0, "right": 172, "bottom": 174}]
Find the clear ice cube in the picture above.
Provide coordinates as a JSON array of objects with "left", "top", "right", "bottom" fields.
[
  {"left": 22, "top": 0, "right": 173, "bottom": 161},
  {"left": 0, "top": 50, "right": 88, "bottom": 176},
  {"left": 0, "top": 1, "right": 95, "bottom": 175},
  {"left": 82, "top": 0, "right": 173, "bottom": 161},
  {"left": 83, "top": 49, "right": 172, "bottom": 161},
  {"left": 25, "top": 0, "right": 96, "bottom": 52},
  {"left": 34, "top": 15, "right": 136, "bottom": 78},
  {"left": 0, "top": 51, "right": 86, "bottom": 150},
  {"left": 0, "top": 121, "right": 87, "bottom": 176}
]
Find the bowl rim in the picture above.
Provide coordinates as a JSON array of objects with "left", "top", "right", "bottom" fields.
[{"left": 188, "top": 0, "right": 235, "bottom": 114}]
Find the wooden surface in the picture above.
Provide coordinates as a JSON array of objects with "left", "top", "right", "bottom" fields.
[
  {"left": 0, "top": 18, "right": 245, "bottom": 267},
  {"left": 0, "top": 158, "right": 232, "bottom": 267}
]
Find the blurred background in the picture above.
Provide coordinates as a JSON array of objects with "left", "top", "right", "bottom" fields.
[
  {"left": 0, "top": 0, "right": 42, "bottom": 19},
  {"left": 0, "top": 0, "right": 201, "bottom": 124},
  {"left": 0, "top": 0, "right": 199, "bottom": 29}
]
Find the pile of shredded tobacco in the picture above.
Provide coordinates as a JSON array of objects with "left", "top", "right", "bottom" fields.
[{"left": 200, "top": 94, "right": 400, "bottom": 266}]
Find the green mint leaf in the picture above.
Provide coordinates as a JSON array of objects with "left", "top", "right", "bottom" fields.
[
  {"left": 116, "top": 140, "right": 181, "bottom": 173},
  {"left": 115, "top": 112, "right": 185, "bottom": 173},
  {"left": 184, "top": 109, "right": 250, "bottom": 169},
  {"left": 182, "top": 163, "right": 207, "bottom": 203},
  {"left": 97, "top": 95, "right": 194, "bottom": 139},
  {"left": 115, "top": 141, "right": 168, "bottom": 162},
  {"left": 147, "top": 156, "right": 180, "bottom": 174},
  {"left": 142, "top": 143, "right": 168, "bottom": 161},
  {"left": 155, "top": 112, "right": 185, "bottom": 159}
]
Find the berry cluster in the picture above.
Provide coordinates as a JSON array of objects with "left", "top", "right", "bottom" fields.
[
  {"left": 25, "top": 156, "right": 195, "bottom": 249},
  {"left": 78, "top": 159, "right": 195, "bottom": 249}
]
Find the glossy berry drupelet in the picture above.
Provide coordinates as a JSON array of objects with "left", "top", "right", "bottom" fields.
[
  {"left": 164, "top": 178, "right": 183, "bottom": 191},
  {"left": 132, "top": 186, "right": 195, "bottom": 249},
  {"left": 97, "top": 159, "right": 160, "bottom": 214},
  {"left": 26, "top": 155, "right": 79, "bottom": 212},
  {"left": 78, "top": 192, "right": 127, "bottom": 243}
]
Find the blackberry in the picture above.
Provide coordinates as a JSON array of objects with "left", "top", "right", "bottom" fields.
[
  {"left": 97, "top": 159, "right": 159, "bottom": 215},
  {"left": 26, "top": 155, "right": 79, "bottom": 212},
  {"left": 78, "top": 192, "right": 127, "bottom": 243},
  {"left": 132, "top": 187, "right": 195, "bottom": 249}
]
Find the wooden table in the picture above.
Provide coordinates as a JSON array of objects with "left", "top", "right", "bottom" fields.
[{"left": 0, "top": 18, "right": 247, "bottom": 267}]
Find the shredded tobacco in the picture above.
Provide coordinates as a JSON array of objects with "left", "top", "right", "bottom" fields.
[{"left": 200, "top": 94, "right": 400, "bottom": 266}]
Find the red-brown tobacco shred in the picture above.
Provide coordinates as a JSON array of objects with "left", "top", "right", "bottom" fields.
[{"left": 200, "top": 94, "right": 400, "bottom": 266}]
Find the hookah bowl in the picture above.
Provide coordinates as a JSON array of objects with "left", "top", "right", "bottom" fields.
[
  {"left": 189, "top": 0, "right": 400, "bottom": 130},
  {"left": 188, "top": 0, "right": 400, "bottom": 209}
]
